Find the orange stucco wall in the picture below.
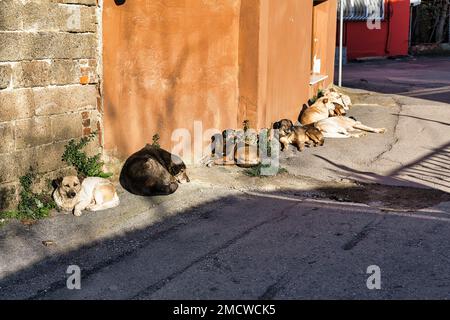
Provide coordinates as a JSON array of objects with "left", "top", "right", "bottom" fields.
[
  {"left": 103, "top": 0, "right": 337, "bottom": 161},
  {"left": 258, "top": 0, "right": 314, "bottom": 128},
  {"left": 103, "top": 0, "right": 240, "bottom": 159}
]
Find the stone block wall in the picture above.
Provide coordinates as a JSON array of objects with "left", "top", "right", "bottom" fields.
[{"left": 0, "top": 0, "right": 102, "bottom": 210}]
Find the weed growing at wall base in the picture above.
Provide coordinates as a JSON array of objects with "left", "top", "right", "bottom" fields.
[
  {"left": 0, "top": 168, "right": 56, "bottom": 221},
  {"left": 244, "top": 164, "right": 288, "bottom": 177},
  {"left": 62, "top": 132, "right": 112, "bottom": 178}
]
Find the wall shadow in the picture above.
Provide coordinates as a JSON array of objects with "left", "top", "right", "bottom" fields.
[{"left": 1, "top": 182, "right": 450, "bottom": 299}]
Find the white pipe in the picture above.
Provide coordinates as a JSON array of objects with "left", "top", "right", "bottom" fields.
[{"left": 338, "top": 0, "right": 344, "bottom": 87}]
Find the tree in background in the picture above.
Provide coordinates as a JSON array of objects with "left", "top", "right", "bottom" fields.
[{"left": 412, "top": 0, "right": 449, "bottom": 44}]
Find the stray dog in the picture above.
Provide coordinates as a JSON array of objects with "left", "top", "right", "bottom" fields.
[
  {"left": 323, "top": 87, "right": 352, "bottom": 110},
  {"left": 328, "top": 104, "right": 347, "bottom": 117},
  {"left": 119, "top": 144, "right": 189, "bottom": 196},
  {"left": 299, "top": 97, "right": 337, "bottom": 125},
  {"left": 273, "top": 119, "right": 324, "bottom": 151},
  {"left": 314, "top": 116, "right": 386, "bottom": 138},
  {"left": 53, "top": 176, "right": 119, "bottom": 217},
  {"left": 211, "top": 129, "right": 260, "bottom": 167}
]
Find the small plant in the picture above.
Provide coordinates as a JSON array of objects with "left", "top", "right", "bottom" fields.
[
  {"left": 243, "top": 120, "right": 250, "bottom": 132},
  {"left": 308, "top": 89, "right": 325, "bottom": 105},
  {"left": 0, "top": 168, "right": 56, "bottom": 221},
  {"left": 152, "top": 134, "right": 160, "bottom": 148},
  {"left": 244, "top": 163, "right": 288, "bottom": 177},
  {"left": 62, "top": 132, "right": 112, "bottom": 178}
]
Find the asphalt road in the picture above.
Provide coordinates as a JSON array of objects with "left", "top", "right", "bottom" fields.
[
  {"left": 2, "top": 190, "right": 450, "bottom": 300},
  {"left": 342, "top": 56, "right": 450, "bottom": 104}
]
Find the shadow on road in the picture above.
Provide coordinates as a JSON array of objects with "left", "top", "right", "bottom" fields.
[{"left": 1, "top": 183, "right": 450, "bottom": 300}]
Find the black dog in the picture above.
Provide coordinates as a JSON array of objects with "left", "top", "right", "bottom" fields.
[{"left": 119, "top": 144, "right": 190, "bottom": 196}]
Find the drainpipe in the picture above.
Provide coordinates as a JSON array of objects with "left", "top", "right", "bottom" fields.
[{"left": 338, "top": 0, "right": 344, "bottom": 87}]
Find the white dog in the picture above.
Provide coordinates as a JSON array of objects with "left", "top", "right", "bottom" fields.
[{"left": 53, "top": 176, "right": 120, "bottom": 217}]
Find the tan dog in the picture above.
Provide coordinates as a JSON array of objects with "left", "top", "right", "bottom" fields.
[
  {"left": 314, "top": 116, "right": 386, "bottom": 138},
  {"left": 274, "top": 119, "right": 324, "bottom": 151},
  {"left": 53, "top": 176, "right": 119, "bottom": 216},
  {"left": 328, "top": 104, "right": 347, "bottom": 117},
  {"left": 300, "top": 97, "right": 337, "bottom": 125},
  {"left": 323, "top": 87, "right": 352, "bottom": 110}
]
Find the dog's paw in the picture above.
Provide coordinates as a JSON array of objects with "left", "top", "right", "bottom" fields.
[{"left": 73, "top": 210, "right": 83, "bottom": 217}]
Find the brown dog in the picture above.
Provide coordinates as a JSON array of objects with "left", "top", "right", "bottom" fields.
[
  {"left": 273, "top": 119, "right": 325, "bottom": 151},
  {"left": 300, "top": 97, "right": 337, "bottom": 125}
]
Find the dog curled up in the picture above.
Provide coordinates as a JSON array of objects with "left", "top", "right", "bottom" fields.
[
  {"left": 53, "top": 176, "right": 120, "bottom": 217},
  {"left": 119, "top": 144, "right": 190, "bottom": 196},
  {"left": 273, "top": 119, "right": 324, "bottom": 152}
]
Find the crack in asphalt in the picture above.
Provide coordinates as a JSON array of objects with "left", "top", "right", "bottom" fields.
[
  {"left": 131, "top": 202, "right": 299, "bottom": 300},
  {"left": 258, "top": 273, "right": 290, "bottom": 300},
  {"left": 371, "top": 99, "right": 403, "bottom": 164},
  {"left": 341, "top": 216, "right": 384, "bottom": 251}
]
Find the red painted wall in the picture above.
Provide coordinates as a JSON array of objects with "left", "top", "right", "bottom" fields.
[{"left": 342, "top": 0, "right": 410, "bottom": 60}]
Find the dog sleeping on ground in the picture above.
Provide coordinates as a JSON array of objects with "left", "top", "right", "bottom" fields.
[
  {"left": 323, "top": 87, "right": 352, "bottom": 110},
  {"left": 119, "top": 144, "right": 190, "bottom": 196},
  {"left": 299, "top": 97, "right": 338, "bottom": 125},
  {"left": 53, "top": 176, "right": 120, "bottom": 217},
  {"left": 314, "top": 116, "right": 386, "bottom": 138},
  {"left": 273, "top": 119, "right": 324, "bottom": 151},
  {"left": 211, "top": 129, "right": 260, "bottom": 167}
]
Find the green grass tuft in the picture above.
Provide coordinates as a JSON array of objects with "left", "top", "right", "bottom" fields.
[
  {"left": 0, "top": 168, "right": 56, "bottom": 221},
  {"left": 244, "top": 163, "right": 288, "bottom": 177},
  {"left": 62, "top": 132, "right": 112, "bottom": 178}
]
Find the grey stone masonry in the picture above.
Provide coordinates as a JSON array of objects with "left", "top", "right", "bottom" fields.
[{"left": 0, "top": 0, "right": 102, "bottom": 211}]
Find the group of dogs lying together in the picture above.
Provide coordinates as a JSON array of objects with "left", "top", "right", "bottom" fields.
[
  {"left": 52, "top": 87, "right": 386, "bottom": 217},
  {"left": 210, "top": 86, "right": 387, "bottom": 167},
  {"left": 278, "top": 86, "right": 386, "bottom": 152}
]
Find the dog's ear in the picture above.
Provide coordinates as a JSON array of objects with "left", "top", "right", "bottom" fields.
[
  {"left": 273, "top": 121, "right": 281, "bottom": 130},
  {"left": 53, "top": 177, "right": 63, "bottom": 189},
  {"left": 77, "top": 175, "right": 86, "bottom": 184},
  {"left": 298, "top": 104, "right": 308, "bottom": 121}
]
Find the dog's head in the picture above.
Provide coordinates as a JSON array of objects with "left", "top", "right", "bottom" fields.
[
  {"left": 174, "top": 167, "right": 190, "bottom": 184},
  {"left": 315, "top": 97, "right": 336, "bottom": 112},
  {"left": 273, "top": 119, "right": 294, "bottom": 136},
  {"left": 55, "top": 176, "right": 83, "bottom": 199},
  {"left": 169, "top": 157, "right": 190, "bottom": 184}
]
